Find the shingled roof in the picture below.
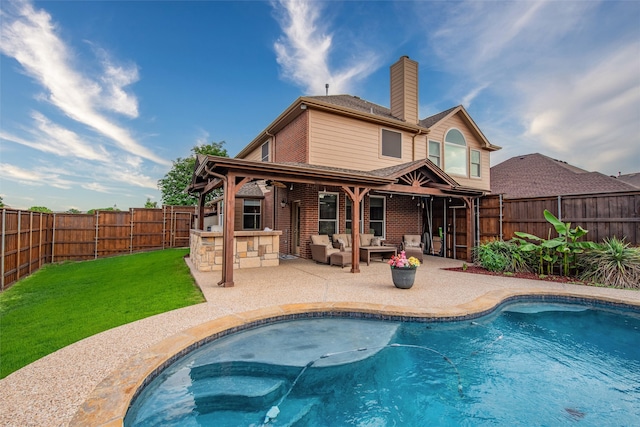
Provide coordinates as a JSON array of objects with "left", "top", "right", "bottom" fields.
[
  {"left": 616, "top": 172, "right": 640, "bottom": 189},
  {"left": 490, "top": 153, "right": 637, "bottom": 198}
]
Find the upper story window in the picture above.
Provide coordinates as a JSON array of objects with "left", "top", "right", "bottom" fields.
[
  {"left": 444, "top": 128, "right": 467, "bottom": 176},
  {"left": 381, "top": 129, "right": 402, "bottom": 158},
  {"left": 428, "top": 140, "right": 441, "bottom": 168},
  {"left": 261, "top": 141, "right": 270, "bottom": 162},
  {"left": 243, "top": 199, "right": 261, "bottom": 230},
  {"left": 470, "top": 149, "right": 481, "bottom": 178}
]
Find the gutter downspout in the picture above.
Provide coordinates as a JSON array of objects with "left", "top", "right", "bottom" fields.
[{"left": 411, "top": 129, "right": 425, "bottom": 161}]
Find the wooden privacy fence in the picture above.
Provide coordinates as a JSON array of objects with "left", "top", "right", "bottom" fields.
[
  {"left": 478, "top": 191, "right": 640, "bottom": 246},
  {"left": 1, "top": 206, "right": 197, "bottom": 290}
]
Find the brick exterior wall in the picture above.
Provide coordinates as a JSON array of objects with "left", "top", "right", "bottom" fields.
[
  {"left": 275, "top": 111, "right": 308, "bottom": 162},
  {"left": 275, "top": 186, "right": 427, "bottom": 259}
]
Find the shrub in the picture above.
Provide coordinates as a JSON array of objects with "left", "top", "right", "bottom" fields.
[
  {"left": 473, "top": 240, "right": 532, "bottom": 273},
  {"left": 578, "top": 237, "right": 640, "bottom": 289}
]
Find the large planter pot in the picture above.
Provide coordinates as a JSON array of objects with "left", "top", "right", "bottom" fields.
[{"left": 390, "top": 267, "right": 417, "bottom": 289}]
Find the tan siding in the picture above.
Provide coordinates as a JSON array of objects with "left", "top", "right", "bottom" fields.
[
  {"left": 308, "top": 110, "right": 422, "bottom": 170},
  {"left": 430, "top": 113, "right": 492, "bottom": 192},
  {"left": 243, "top": 145, "right": 263, "bottom": 162}
]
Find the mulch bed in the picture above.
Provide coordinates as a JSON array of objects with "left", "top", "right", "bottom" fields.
[{"left": 443, "top": 265, "right": 587, "bottom": 285}]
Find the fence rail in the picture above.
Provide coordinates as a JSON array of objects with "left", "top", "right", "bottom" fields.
[{"left": 1, "top": 206, "right": 197, "bottom": 290}]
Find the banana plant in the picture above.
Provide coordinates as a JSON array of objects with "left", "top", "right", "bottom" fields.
[{"left": 514, "top": 210, "right": 595, "bottom": 276}]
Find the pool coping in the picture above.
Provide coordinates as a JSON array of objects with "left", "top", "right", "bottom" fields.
[{"left": 69, "top": 288, "right": 640, "bottom": 427}]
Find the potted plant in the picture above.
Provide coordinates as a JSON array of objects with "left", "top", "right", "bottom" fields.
[{"left": 388, "top": 250, "right": 421, "bottom": 289}]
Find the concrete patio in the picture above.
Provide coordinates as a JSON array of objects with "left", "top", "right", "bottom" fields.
[{"left": 1, "top": 255, "right": 639, "bottom": 427}]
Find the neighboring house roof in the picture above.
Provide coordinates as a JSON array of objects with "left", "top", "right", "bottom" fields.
[
  {"left": 616, "top": 172, "right": 640, "bottom": 188},
  {"left": 490, "top": 153, "right": 638, "bottom": 198}
]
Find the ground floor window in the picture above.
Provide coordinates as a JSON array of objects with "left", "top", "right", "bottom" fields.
[
  {"left": 319, "top": 193, "right": 338, "bottom": 235},
  {"left": 243, "top": 199, "right": 261, "bottom": 230},
  {"left": 369, "top": 196, "right": 385, "bottom": 237},
  {"left": 345, "top": 197, "right": 364, "bottom": 233}
]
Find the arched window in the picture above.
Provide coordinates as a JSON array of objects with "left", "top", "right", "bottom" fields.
[{"left": 444, "top": 129, "right": 467, "bottom": 176}]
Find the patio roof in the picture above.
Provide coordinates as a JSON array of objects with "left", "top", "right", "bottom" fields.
[{"left": 189, "top": 156, "right": 483, "bottom": 287}]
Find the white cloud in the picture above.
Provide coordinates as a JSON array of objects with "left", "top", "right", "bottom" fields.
[
  {"left": 423, "top": 0, "right": 640, "bottom": 175},
  {"left": 82, "top": 182, "right": 111, "bottom": 193},
  {"left": 0, "top": 162, "right": 74, "bottom": 189},
  {"left": 0, "top": 111, "right": 109, "bottom": 160},
  {"left": 272, "top": 0, "right": 380, "bottom": 94},
  {"left": 0, "top": 0, "right": 169, "bottom": 166}
]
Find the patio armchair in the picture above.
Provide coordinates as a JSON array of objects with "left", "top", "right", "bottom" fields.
[
  {"left": 401, "top": 234, "right": 424, "bottom": 263},
  {"left": 310, "top": 235, "right": 341, "bottom": 264}
]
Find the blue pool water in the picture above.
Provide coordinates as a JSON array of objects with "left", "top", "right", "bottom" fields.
[{"left": 125, "top": 302, "right": 640, "bottom": 426}]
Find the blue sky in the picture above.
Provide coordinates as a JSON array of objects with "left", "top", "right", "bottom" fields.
[{"left": 1, "top": 0, "right": 639, "bottom": 212}]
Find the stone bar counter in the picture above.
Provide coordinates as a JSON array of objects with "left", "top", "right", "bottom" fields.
[{"left": 190, "top": 229, "right": 282, "bottom": 271}]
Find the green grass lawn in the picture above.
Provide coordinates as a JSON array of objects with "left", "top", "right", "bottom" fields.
[{"left": 0, "top": 248, "right": 205, "bottom": 379}]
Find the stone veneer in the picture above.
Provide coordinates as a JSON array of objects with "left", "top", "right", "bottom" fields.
[{"left": 190, "top": 229, "right": 282, "bottom": 271}]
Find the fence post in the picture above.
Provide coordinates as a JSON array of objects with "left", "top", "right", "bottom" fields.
[
  {"left": 162, "top": 206, "right": 166, "bottom": 249},
  {"left": 499, "top": 194, "right": 503, "bottom": 240},
  {"left": 29, "top": 211, "right": 33, "bottom": 274},
  {"left": 1, "top": 209, "right": 5, "bottom": 290},
  {"left": 557, "top": 195, "right": 562, "bottom": 221},
  {"left": 38, "top": 212, "right": 43, "bottom": 269},
  {"left": 95, "top": 211, "right": 99, "bottom": 259},
  {"left": 130, "top": 208, "right": 134, "bottom": 254},
  {"left": 51, "top": 213, "right": 56, "bottom": 263}
]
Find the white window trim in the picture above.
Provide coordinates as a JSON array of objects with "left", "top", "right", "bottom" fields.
[
  {"left": 380, "top": 128, "right": 402, "bottom": 159},
  {"left": 318, "top": 192, "right": 339, "bottom": 235},
  {"left": 261, "top": 140, "right": 270, "bottom": 162},
  {"left": 345, "top": 195, "right": 364, "bottom": 233},
  {"left": 242, "top": 199, "right": 261, "bottom": 230},
  {"left": 470, "top": 149, "right": 481, "bottom": 179},
  {"left": 444, "top": 127, "right": 468, "bottom": 177},
  {"left": 369, "top": 195, "right": 386, "bottom": 239}
]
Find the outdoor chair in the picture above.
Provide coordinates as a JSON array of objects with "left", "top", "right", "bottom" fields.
[
  {"left": 310, "top": 235, "right": 340, "bottom": 264},
  {"left": 401, "top": 234, "right": 424, "bottom": 263}
]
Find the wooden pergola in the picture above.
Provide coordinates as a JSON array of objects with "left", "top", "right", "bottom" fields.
[{"left": 189, "top": 156, "right": 484, "bottom": 287}]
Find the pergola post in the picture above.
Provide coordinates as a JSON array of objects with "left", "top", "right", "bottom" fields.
[
  {"left": 463, "top": 196, "right": 474, "bottom": 262},
  {"left": 197, "top": 193, "right": 206, "bottom": 230},
  {"left": 343, "top": 186, "right": 369, "bottom": 273},
  {"left": 219, "top": 173, "right": 235, "bottom": 287}
]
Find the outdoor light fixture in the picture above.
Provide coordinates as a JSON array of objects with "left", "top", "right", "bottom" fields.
[
  {"left": 290, "top": 183, "right": 294, "bottom": 190},
  {"left": 280, "top": 199, "right": 288, "bottom": 208}
]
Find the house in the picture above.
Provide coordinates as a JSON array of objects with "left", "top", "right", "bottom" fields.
[
  {"left": 615, "top": 172, "right": 640, "bottom": 189},
  {"left": 490, "top": 153, "right": 637, "bottom": 198},
  {"left": 189, "top": 56, "right": 500, "bottom": 286}
]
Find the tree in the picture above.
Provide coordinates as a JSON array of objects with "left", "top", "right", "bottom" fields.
[
  {"left": 29, "top": 206, "right": 52, "bottom": 213},
  {"left": 66, "top": 208, "right": 81, "bottom": 214},
  {"left": 87, "top": 207, "right": 120, "bottom": 215},
  {"left": 158, "top": 141, "right": 228, "bottom": 206},
  {"left": 144, "top": 198, "right": 158, "bottom": 208},
  {"left": 0, "top": 196, "right": 4, "bottom": 208}
]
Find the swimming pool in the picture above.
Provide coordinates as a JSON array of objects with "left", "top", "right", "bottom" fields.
[{"left": 125, "top": 301, "right": 640, "bottom": 426}]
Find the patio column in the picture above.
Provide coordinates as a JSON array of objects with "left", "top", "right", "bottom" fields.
[
  {"left": 219, "top": 172, "right": 235, "bottom": 287},
  {"left": 343, "top": 186, "right": 370, "bottom": 273},
  {"left": 197, "top": 193, "right": 206, "bottom": 230},
  {"left": 463, "top": 196, "right": 474, "bottom": 263}
]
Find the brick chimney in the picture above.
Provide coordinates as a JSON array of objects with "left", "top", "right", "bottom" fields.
[{"left": 390, "top": 56, "right": 419, "bottom": 124}]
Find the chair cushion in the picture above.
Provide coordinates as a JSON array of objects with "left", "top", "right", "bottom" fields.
[
  {"left": 311, "top": 235, "right": 330, "bottom": 246},
  {"left": 360, "top": 233, "right": 375, "bottom": 247},
  {"left": 370, "top": 237, "right": 382, "bottom": 246},
  {"left": 404, "top": 235, "right": 421, "bottom": 247},
  {"left": 333, "top": 234, "right": 350, "bottom": 248}
]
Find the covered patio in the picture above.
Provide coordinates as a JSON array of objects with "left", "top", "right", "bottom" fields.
[{"left": 188, "top": 156, "right": 485, "bottom": 287}]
